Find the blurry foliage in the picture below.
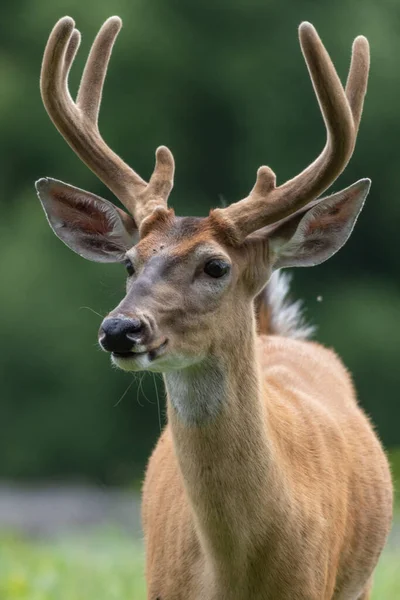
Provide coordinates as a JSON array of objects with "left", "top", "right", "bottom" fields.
[
  {"left": 0, "top": 531, "right": 146, "bottom": 598},
  {"left": 389, "top": 449, "right": 400, "bottom": 511},
  {"left": 0, "top": 0, "right": 399, "bottom": 482},
  {"left": 0, "top": 531, "right": 398, "bottom": 598}
]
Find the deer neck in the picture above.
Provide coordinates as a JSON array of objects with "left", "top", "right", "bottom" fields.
[{"left": 164, "top": 312, "right": 277, "bottom": 574}]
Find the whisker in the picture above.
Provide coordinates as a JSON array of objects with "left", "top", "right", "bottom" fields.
[
  {"left": 114, "top": 376, "right": 136, "bottom": 408},
  {"left": 137, "top": 373, "right": 153, "bottom": 406},
  {"left": 79, "top": 306, "right": 105, "bottom": 319},
  {"left": 136, "top": 373, "right": 145, "bottom": 408}
]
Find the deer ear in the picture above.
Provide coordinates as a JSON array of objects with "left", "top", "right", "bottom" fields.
[
  {"left": 36, "top": 178, "right": 138, "bottom": 263},
  {"left": 268, "top": 179, "right": 370, "bottom": 269}
]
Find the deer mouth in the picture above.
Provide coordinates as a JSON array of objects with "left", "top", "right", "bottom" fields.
[{"left": 112, "top": 339, "right": 168, "bottom": 363}]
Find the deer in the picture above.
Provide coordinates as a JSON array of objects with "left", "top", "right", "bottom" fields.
[{"left": 36, "top": 15, "right": 393, "bottom": 600}]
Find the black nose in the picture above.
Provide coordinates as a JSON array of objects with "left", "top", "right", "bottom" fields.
[{"left": 99, "top": 317, "right": 144, "bottom": 353}]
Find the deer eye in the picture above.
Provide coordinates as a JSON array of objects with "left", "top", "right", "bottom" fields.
[
  {"left": 204, "top": 259, "right": 230, "bottom": 278},
  {"left": 124, "top": 258, "right": 135, "bottom": 277}
]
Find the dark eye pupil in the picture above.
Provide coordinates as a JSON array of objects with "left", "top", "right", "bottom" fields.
[
  {"left": 204, "top": 259, "right": 229, "bottom": 278},
  {"left": 124, "top": 258, "right": 135, "bottom": 276}
]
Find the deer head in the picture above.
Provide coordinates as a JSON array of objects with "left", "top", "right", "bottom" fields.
[{"left": 37, "top": 16, "right": 370, "bottom": 372}]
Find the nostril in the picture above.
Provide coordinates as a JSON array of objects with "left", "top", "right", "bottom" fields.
[
  {"left": 99, "top": 317, "right": 145, "bottom": 354},
  {"left": 129, "top": 318, "right": 143, "bottom": 334}
]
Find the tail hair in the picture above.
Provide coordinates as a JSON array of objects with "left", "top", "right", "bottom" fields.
[{"left": 255, "top": 271, "right": 315, "bottom": 340}]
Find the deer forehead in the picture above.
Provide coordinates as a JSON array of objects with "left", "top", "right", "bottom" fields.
[{"left": 132, "top": 216, "right": 231, "bottom": 266}]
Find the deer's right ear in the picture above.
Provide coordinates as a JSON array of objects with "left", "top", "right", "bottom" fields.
[{"left": 36, "top": 178, "right": 138, "bottom": 262}]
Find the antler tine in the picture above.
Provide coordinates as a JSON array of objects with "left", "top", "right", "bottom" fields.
[
  {"left": 212, "top": 23, "right": 369, "bottom": 244},
  {"left": 76, "top": 18, "right": 123, "bottom": 126},
  {"left": 345, "top": 35, "right": 370, "bottom": 133},
  {"left": 63, "top": 29, "right": 81, "bottom": 80},
  {"left": 40, "top": 16, "right": 174, "bottom": 225},
  {"left": 134, "top": 146, "right": 175, "bottom": 225}
]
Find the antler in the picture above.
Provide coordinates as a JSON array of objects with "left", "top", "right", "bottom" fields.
[
  {"left": 40, "top": 16, "right": 174, "bottom": 226},
  {"left": 211, "top": 23, "right": 370, "bottom": 244}
]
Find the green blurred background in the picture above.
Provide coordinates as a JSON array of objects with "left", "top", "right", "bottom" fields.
[{"left": 1, "top": 0, "right": 399, "bottom": 486}]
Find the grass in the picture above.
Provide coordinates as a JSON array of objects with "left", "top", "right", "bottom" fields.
[
  {"left": 0, "top": 531, "right": 145, "bottom": 600},
  {"left": 0, "top": 449, "right": 398, "bottom": 599},
  {"left": 0, "top": 530, "right": 399, "bottom": 599},
  {"left": 389, "top": 447, "right": 400, "bottom": 513}
]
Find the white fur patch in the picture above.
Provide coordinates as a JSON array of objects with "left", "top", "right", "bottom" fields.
[
  {"left": 265, "top": 271, "right": 315, "bottom": 340},
  {"left": 165, "top": 360, "right": 226, "bottom": 425}
]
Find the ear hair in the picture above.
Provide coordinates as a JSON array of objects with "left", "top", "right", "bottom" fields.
[
  {"left": 268, "top": 179, "right": 371, "bottom": 269},
  {"left": 36, "top": 177, "right": 138, "bottom": 263}
]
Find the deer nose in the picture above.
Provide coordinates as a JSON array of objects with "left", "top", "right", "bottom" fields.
[{"left": 99, "top": 317, "right": 144, "bottom": 354}]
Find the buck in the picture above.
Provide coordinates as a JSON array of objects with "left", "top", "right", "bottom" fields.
[{"left": 36, "top": 16, "right": 393, "bottom": 600}]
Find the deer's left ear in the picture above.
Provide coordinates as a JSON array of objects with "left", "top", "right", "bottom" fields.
[
  {"left": 268, "top": 179, "right": 371, "bottom": 269},
  {"left": 36, "top": 178, "right": 138, "bottom": 262}
]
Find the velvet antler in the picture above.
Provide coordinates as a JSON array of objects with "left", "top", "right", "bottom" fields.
[
  {"left": 40, "top": 16, "right": 174, "bottom": 226},
  {"left": 211, "top": 23, "right": 370, "bottom": 243}
]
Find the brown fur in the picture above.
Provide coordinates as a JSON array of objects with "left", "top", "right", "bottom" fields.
[
  {"left": 91, "top": 215, "right": 393, "bottom": 600},
  {"left": 37, "top": 187, "right": 393, "bottom": 598},
  {"left": 254, "top": 292, "right": 271, "bottom": 335},
  {"left": 143, "top": 333, "right": 392, "bottom": 600}
]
